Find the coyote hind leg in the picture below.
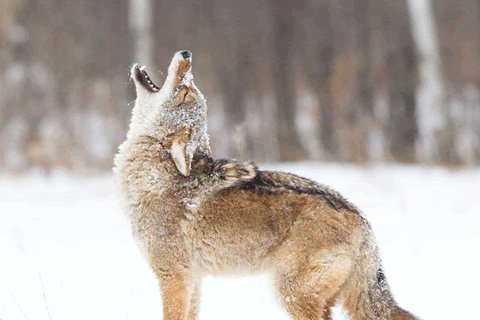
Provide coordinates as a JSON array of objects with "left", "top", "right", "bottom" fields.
[{"left": 275, "top": 251, "right": 353, "bottom": 320}]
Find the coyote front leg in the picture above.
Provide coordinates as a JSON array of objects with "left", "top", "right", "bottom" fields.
[
  {"left": 156, "top": 269, "right": 196, "bottom": 320},
  {"left": 187, "top": 281, "right": 202, "bottom": 320}
]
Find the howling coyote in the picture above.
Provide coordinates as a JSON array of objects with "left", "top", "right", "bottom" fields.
[{"left": 114, "top": 51, "right": 419, "bottom": 320}]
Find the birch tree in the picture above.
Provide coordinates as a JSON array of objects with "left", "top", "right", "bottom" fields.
[
  {"left": 406, "top": 0, "right": 447, "bottom": 163},
  {"left": 129, "top": 0, "right": 154, "bottom": 70}
]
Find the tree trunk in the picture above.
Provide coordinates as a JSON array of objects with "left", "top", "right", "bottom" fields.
[
  {"left": 270, "top": 0, "right": 307, "bottom": 161},
  {"left": 406, "top": 0, "right": 446, "bottom": 163},
  {"left": 129, "top": 0, "right": 154, "bottom": 69}
]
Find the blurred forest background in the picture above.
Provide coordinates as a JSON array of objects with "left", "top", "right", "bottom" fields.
[{"left": 1, "top": 0, "right": 480, "bottom": 174}]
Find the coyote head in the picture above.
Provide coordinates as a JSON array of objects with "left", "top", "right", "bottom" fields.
[{"left": 128, "top": 50, "right": 210, "bottom": 176}]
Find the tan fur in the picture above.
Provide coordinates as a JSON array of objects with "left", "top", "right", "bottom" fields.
[{"left": 114, "top": 51, "right": 419, "bottom": 320}]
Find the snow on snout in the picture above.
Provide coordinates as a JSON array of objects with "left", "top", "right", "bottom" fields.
[{"left": 181, "top": 71, "right": 194, "bottom": 88}]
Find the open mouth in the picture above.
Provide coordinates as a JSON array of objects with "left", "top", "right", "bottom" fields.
[{"left": 133, "top": 65, "right": 160, "bottom": 93}]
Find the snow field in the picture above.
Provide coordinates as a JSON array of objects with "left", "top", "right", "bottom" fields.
[{"left": 1, "top": 163, "right": 479, "bottom": 320}]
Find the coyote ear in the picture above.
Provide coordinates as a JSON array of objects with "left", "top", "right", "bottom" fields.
[
  {"left": 165, "top": 127, "right": 191, "bottom": 176},
  {"left": 171, "top": 140, "right": 190, "bottom": 176}
]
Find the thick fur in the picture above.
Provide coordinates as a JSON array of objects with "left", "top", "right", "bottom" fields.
[{"left": 114, "top": 51, "right": 419, "bottom": 320}]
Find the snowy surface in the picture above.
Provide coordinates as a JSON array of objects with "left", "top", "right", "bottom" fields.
[{"left": 1, "top": 163, "right": 479, "bottom": 320}]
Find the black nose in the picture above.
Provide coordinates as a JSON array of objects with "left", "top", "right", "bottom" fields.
[{"left": 181, "top": 50, "right": 191, "bottom": 60}]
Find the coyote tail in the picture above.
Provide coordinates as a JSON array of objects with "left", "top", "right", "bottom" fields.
[{"left": 342, "top": 231, "right": 419, "bottom": 320}]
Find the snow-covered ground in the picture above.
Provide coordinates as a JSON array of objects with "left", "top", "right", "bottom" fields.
[{"left": 1, "top": 163, "right": 479, "bottom": 320}]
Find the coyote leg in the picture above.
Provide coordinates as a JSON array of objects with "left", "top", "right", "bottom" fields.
[
  {"left": 275, "top": 250, "right": 352, "bottom": 320},
  {"left": 157, "top": 270, "right": 194, "bottom": 320},
  {"left": 186, "top": 281, "right": 202, "bottom": 320},
  {"left": 322, "top": 296, "right": 338, "bottom": 320},
  {"left": 322, "top": 305, "right": 333, "bottom": 320}
]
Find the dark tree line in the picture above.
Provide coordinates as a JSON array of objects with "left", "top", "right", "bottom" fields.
[{"left": 1, "top": 0, "right": 479, "bottom": 173}]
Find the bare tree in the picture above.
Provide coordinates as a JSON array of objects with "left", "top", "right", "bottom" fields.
[
  {"left": 129, "top": 0, "right": 154, "bottom": 70},
  {"left": 433, "top": 0, "right": 480, "bottom": 165},
  {"left": 406, "top": 0, "right": 447, "bottom": 164},
  {"left": 269, "top": 0, "right": 308, "bottom": 161}
]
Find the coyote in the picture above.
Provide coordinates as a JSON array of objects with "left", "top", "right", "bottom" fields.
[{"left": 114, "top": 51, "right": 419, "bottom": 320}]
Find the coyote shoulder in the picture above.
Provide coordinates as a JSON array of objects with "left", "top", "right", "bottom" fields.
[{"left": 114, "top": 50, "right": 419, "bottom": 320}]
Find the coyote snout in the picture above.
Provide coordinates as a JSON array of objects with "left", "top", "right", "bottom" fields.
[
  {"left": 131, "top": 50, "right": 195, "bottom": 101},
  {"left": 114, "top": 51, "right": 420, "bottom": 320},
  {"left": 180, "top": 50, "right": 192, "bottom": 60}
]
